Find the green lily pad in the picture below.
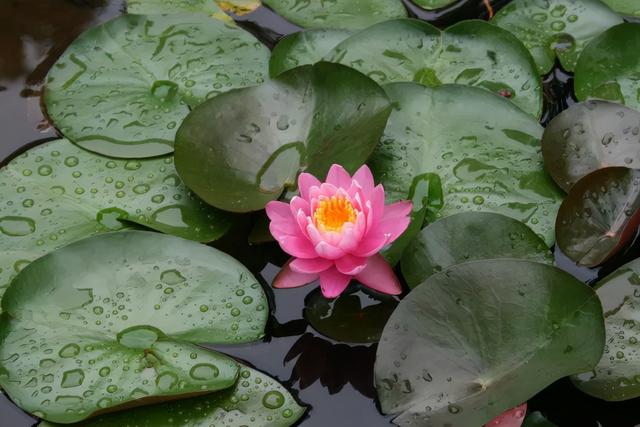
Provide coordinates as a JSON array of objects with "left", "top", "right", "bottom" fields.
[
  {"left": 492, "top": 0, "right": 623, "bottom": 75},
  {"left": 401, "top": 212, "right": 553, "bottom": 288},
  {"left": 175, "top": 62, "right": 391, "bottom": 212},
  {"left": 375, "top": 260, "right": 604, "bottom": 426},
  {"left": 304, "top": 287, "right": 398, "bottom": 344},
  {"left": 0, "top": 139, "right": 230, "bottom": 305},
  {"left": 555, "top": 167, "right": 640, "bottom": 267},
  {"left": 411, "top": 0, "right": 458, "bottom": 11},
  {"left": 369, "top": 83, "right": 563, "bottom": 246},
  {"left": 542, "top": 100, "right": 640, "bottom": 192},
  {"left": 523, "top": 412, "right": 558, "bottom": 427},
  {"left": 325, "top": 19, "right": 543, "bottom": 117},
  {"left": 269, "top": 29, "right": 352, "bottom": 77},
  {"left": 261, "top": 0, "right": 407, "bottom": 30},
  {"left": 38, "top": 365, "right": 304, "bottom": 426},
  {"left": 0, "top": 231, "right": 268, "bottom": 423},
  {"left": 127, "top": 0, "right": 225, "bottom": 16},
  {"left": 44, "top": 14, "right": 269, "bottom": 158},
  {"left": 574, "top": 23, "right": 640, "bottom": 111},
  {"left": 573, "top": 257, "right": 640, "bottom": 401},
  {"left": 602, "top": 0, "right": 640, "bottom": 16}
]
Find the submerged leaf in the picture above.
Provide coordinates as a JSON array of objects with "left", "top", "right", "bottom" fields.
[
  {"left": 175, "top": 62, "right": 391, "bottom": 212},
  {"left": 401, "top": 212, "right": 553, "bottom": 288},
  {"left": 370, "top": 83, "right": 563, "bottom": 246},
  {"left": 0, "top": 231, "right": 268, "bottom": 423},
  {"left": 542, "top": 100, "right": 640, "bottom": 192},
  {"left": 555, "top": 167, "right": 640, "bottom": 267},
  {"left": 325, "top": 19, "right": 543, "bottom": 117},
  {"left": 0, "top": 139, "right": 230, "bottom": 306},
  {"left": 375, "top": 260, "right": 604, "bottom": 426},
  {"left": 492, "top": 0, "right": 622, "bottom": 74},
  {"left": 262, "top": 0, "right": 407, "bottom": 30},
  {"left": 45, "top": 14, "right": 269, "bottom": 158},
  {"left": 574, "top": 23, "right": 640, "bottom": 111},
  {"left": 39, "top": 365, "right": 304, "bottom": 427}
]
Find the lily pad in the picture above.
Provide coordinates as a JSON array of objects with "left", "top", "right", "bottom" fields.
[
  {"left": 542, "top": 100, "right": 640, "bottom": 192},
  {"left": 401, "top": 212, "right": 553, "bottom": 288},
  {"left": 555, "top": 167, "right": 640, "bottom": 267},
  {"left": 411, "top": 0, "right": 458, "bottom": 11},
  {"left": 573, "top": 257, "right": 640, "bottom": 401},
  {"left": 261, "top": 0, "right": 407, "bottom": 30},
  {"left": 127, "top": 0, "right": 225, "bottom": 16},
  {"left": 304, "top": 287, "right": 398, "bottom": 344},
  {"left": 574, "top": 23, "right": 640, "bottom": 111},
  {"left": 269, "top": 29, "right": 352, "bottom": 77},
  {"left": 175, "top": 62, "right": 391, "bottom": 212},
  {"left": 375, "top": 260, "right": 605, "bottom": 426},
  {"left": 39, "top": 365, "right": 304, "bottom": 426},
  {"left": 44, "top": 13, "right": 269, "bottom": 158},
  {"left": 491, "top": 0, "right": 623, "bottom": 75},
  {"left": 522, "top": 412, "right": 557, "bottom": 427},
  {"left": 602, "top": 0, "right": 640, "bottom": 16},
  {"left": 369, "top": 83, "right": 563, "bottom": 246},
  {"left": 0, "top": 231, "right": 268, "bottom": 423},
  {"left": 325, "top": 19, "right": 543, "bottom": 117},
  {"left": 0, "top": 139, "right": 230, "bottom": 305}
]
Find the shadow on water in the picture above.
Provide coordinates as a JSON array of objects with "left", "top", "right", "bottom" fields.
[{"left": 3, "top": 0, "right": 640, "bottom": 426}]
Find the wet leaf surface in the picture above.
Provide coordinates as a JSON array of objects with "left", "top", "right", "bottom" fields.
[
  {"left": 411, "top": 0, "right": 458, "bottom": 11},
  {"left": 45, "top": 14, "right": 269, "bottom": 158},
  {"left": 175, "top": 62, "right": 391, "bottom": 212},
  {"left": 542, "top": 100, "right": 640, "bottom": 192},
  {"left": 38, "top": 365, "right": 304, "bottom": 427},
  {"left": 369, "top": 83, "right": 563, "bottom": 246},
  {"left": 0, "top": 231, "right": 268, "bottom": 422},
  {"left": 555, "top": 167, "right": 640, "bottom": 267},
  {"left": 376, "top": 260, "right": 605, "bottom": 427},
  {"left": 574, "top": 23, "right": 640, "bottom": 111},
  {"left": 601, "top": 0, "right": 640, "bottom": 16},
  {"left": 0, "top": 139, "right": 230, "bottom": 305},
  {"left": 401, "top": 212, "right": 553, "bottom": 288},
  {"left": 325, "top": 18, "right": 543, "bottom": 117},
  {"left": 492, "top": 0, "right": 622, "bottom": 74}
]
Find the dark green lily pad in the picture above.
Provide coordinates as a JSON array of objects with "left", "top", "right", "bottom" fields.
[
  {"left": 0, "top": 139, "right": 230, "bottom": 306},
  {"left": 0, "top": 231, "right": 268, "bottom": 423},
  {"left": 39, "top": 365, "right": 304, "bottom": 427},
  {"left": 411, "top": 0, "right": 458, "bottom": 10},
  {"left": 269, "top": 29, "right": 352, "bottom": 77},
  {"left": 45, "top": 14, "right": 269, "bottom": 158},
  {"left": 573, "top": 257, "right": 640, "bottom": 401},
  {"left": 555, "top": 167, "right": 640, "bottom": 267},
  {"left": 262, "top": 0, "right": 407, "bottom": 30},
  {"left": 325, "top": 19, "right": 543, "bottom": 117},
  {"left": 401, "top": 212, "right": 553, "bottom": 288},
  {"left": 542, "top": 100, "right": 640, "bottom": 192},
  {"left": 602, "top": 0, "right": 640, "bottom": 16},
  {"left": 369, "top": 83, "right": 563, "bottom": 246},
  {"left": 127, "top": 0, "right": 225, "bottom": 16},
  {"left": 375, "top": 260, "right": 604, "bottom": 426},
  {"left": 304, "top": 287, "right": 398, "bottom": 344},
  {"left": 175, "top": 62, "right": 391, "bottom": 212},
  {"left": 523, "top": 412, "right": 558, "bottom": 427},
  {"left": 492, "top": 0, "right": 623, "bottom": 75},
  {"left": 574, "top": 23, "right": 640, "bottom": 111}
]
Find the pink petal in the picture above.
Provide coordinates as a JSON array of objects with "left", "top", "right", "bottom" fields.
[
  {"left": 315, "top": 241, "right": 346, "bottom": 260},
  {"left": 277, "top": 235, "right": 318, "bottom": 259},
  {"left": 383, "top": 200, "right": 413, "bottom": 220},
  {"left": 355, "top": 254, "right": 402, "bottom": 295},
  {"left": 290, "top": 257, "right": 333, "bottom": 274},
  {"left": 484, "top": 404, "right": 527, "bottom": 427},
  {"left": 265, "top": 201, "right": 294, "bottom": 222},
  {"left": 373, "top": 216, "right": 411, "bottom": 244},
  {"left": 269, "top": 221, "right": 300, "bottom": 238},
  {"left": 319, "top": 266, "right": 351, "bottom": 298},
  {"left": 298, "top": 173, "right": 320, "bottom": 200},
  {"left": 335, "top": 254, "right": 368, "bottom": 275},
  {"left": 350, "top": 233, "right": 389, "bottom": 257},
  {"left": 367, "top": 185, "right": 385, "bottom": 230},
  {"left": 353, "top": 164, "right": 375, "bottom": 197},
  {"left": 326, "top": 164, "right": 353, "bottom": 189},
  {"left": 296, "top": 209, "right": 311, "bottom": 239},
  {"left": 273, "top": 259, "right": 318, "bottom": 289},
  {"left": 290, "top": 196, "right": 310, "bottom": 217}
]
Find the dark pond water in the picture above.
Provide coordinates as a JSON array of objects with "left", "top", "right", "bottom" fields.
[{"left": 3, "top": 0, "right": 640, "bottom": 426}]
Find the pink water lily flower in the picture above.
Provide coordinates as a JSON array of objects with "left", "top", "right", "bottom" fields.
[{"left": 266, "top": 164, "right": 412, "bottom": 298}]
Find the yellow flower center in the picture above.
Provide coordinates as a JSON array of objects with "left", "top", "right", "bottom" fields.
[{"left": 314, "top": 196, "right": 357, "bottom": 232}]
